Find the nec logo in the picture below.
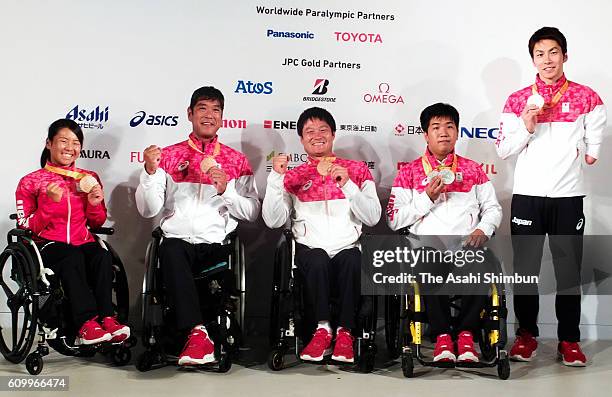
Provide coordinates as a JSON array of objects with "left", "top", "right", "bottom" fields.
[
  {"left": 235, "top": 80, "right": 273, "bottom": 94},
  {"left": 130, "top": 111, "right": 179, "bottom": 127},
  {"left": 460, "top": 127, "right": 499, "bottom": 140},
  {"left": 264, "top": 120, "right": 296, "bottom": 130}
]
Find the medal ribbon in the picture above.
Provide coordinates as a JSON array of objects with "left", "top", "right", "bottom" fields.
[
  {"left": 188, "top": 137, "right": 220, "bottom": 158},
  {"left": 421, "top": 152, "right": 457, "bottom": 176},
  {"left": 44, "top": 163, "right": 88, "bottom": 180},
  {"left": 309, "top": 156, "right": 337, "bottom": 217},
  {"left": 531, "top": 79, "right": 570, "bottom": 109}
]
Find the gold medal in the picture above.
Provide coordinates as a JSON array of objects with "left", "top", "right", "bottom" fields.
[
  {"left": 79, "top": 175, "right": 99, "bottom": 193},
  {"left": 200, "top": 157, "right": 218, "bottom": 174},
  {"left": 317, "top": 160, "right": 332, "bottom": 176}
]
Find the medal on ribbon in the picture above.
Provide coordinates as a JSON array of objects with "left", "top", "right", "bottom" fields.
[
  {"left": 44, "top": 163, "right": 99, "bottom": 193},
  {"left": 421, "top": 151, "right": 457, "bottom": 185}
]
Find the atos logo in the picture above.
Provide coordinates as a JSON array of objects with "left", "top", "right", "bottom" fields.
[
  {"left": 66, "top": 105, "right": 109, "bottom": 130},
  {"left": 460, "top": 127, "right": 499, "bottom": 140},
  {"left": 235, "top": 80, "right": 273, "bottom": 94},
  {"left": 130, "top": 111, "right": 179, "bottom": 127}
]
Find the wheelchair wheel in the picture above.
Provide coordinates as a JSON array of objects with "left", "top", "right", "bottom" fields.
[
  {"left": 384, "top": 295, "right": 401, "bottom": 359},
  {"left": 358, "top": 343, "right": 377, "bottom": 373},
  {"left": 497, "top": 356, "right": 510, "bottom": 380},
  {"left": 107, "top": 243, "right": 130, "bottom": 324},
  {"left": 267, "top": 349, "right": 285, "bottom": 371},
  {"left": 111, "top": 345, "right": 131, "bottom": 366},
  {"left": 0, "top": 242, "right": 38, "bottom": 364},
  {"left": 25, "top": 352, "right": 43, "bottom": 375},
  {"left": 401, "top": 352, "right": 414, "bottom": 378},
  {"left": 218, "top": 353, "right": 232, "bottom": 373},
  {"left": 136, "top": 350, "right": 156, "bottom": 372}
]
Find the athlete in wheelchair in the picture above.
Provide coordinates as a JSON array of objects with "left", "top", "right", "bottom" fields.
[
  {"left": 263, "top": 107, "right": 381, "bottom": 371},
  {"left": 134, "top": 86, "right": 259, "bottom": 370},
  {"left": 0, "top": 119, "right": 132, "bottom": 375},
  {"left": 385, "top": 103, "right": 510, "bottom": 379}
]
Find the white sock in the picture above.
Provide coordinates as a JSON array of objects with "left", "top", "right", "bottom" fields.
[{"left": 317, "top": 321, "right": 331, "bottom": 333}]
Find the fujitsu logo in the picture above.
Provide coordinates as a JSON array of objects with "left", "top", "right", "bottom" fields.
[{"left": 334, "top": 32, "right": 383, "bottom": 43}]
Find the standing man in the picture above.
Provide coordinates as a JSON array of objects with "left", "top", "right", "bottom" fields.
[
  {"left": 262, "top": 107, "right": 381, "bottom": 363},
  {"left": 136, "top": 86, "right": 260, "bottom": 365},
  {"left": 496, "top": 27, "right": 606, "bottom": 366}
]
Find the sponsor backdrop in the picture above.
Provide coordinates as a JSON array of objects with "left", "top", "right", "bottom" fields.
[{"left": 1, "top": 0, "right": 611, "bottom": 338}]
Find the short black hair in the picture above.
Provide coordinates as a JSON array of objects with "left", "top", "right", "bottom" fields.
[
  {"left": 528, "top": 27, "right": 567, "bottom": 58},
  {"left": 296, "top": 107, "right": 336, "bottom": 137},
  {"left": 40, "top": 119, "right": 84, "bottom": 168},
  {"left": 420, "top": 103, "right": 459, "bottom": 133},
  {"left": 190, "top": 86, "right": 224, "bottom": 110}
]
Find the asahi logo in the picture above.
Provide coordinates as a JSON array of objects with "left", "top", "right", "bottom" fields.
[{"left": 66, "top": 105, "right": 109, "bottom": 130}]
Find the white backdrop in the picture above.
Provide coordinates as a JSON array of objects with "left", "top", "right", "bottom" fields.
[{"left": 1, "top": 0, "right": 611, "bottom": 338}]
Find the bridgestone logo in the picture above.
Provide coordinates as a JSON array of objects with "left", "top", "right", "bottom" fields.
[
  {"left": 512, "top": 217, "right": 532, "bottom": 226},
  {"left": 302, "top": 96, "right": 336, "bottom": 102}
]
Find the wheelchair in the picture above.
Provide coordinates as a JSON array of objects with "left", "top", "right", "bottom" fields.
[
  {"left": 0, "top": 214, "right": 134, "bottom": 375},
  {"left": 267, "top": 229, "right": 378, "bottom": 373},
  {"left": 136, "top": 227, "right": 246, "bottom": 373},
  {"left": 384, "top": 229, "right": 510, "bottom": 380}
]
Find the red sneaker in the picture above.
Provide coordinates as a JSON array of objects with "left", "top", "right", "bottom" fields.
[
  {"left": 509, "top": 330, "right": 537, "bottom": 362},
  {"left": 558, "top": 341, "right": 586, "bottom": 367},
  {"left": 178, "top": 326, "right": 215, "bottom": 366},
  {"left": 300, "top": 328, "right": 332, "bottom": 362},
  {"left": 456, "top": 331, "right": 479, "bottom": 363},
  {"left": 101, "top": 316, "right": 130, "bottom": 342},
  {"left": 433, "top": 333, "right": 456, "bottom": 362},
  {"left": 332, "top": 328, "right": 354, "bottom": 363},
  {"left": 77, "top": 317, "right": 112, "bottom": 345}
]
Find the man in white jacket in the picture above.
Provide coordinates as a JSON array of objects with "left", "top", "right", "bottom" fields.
[
  {"left": 262, "top": 107, "right": 381, "bottom": 363},
  {"left": 136, "top": 86, "right": 260, "bottom": 366},
  {"left": 496, "top": 27, "right": 606, "bottom": 367},
  {"left": 387, "top": 103, "right": 502, "bottom": 364}
]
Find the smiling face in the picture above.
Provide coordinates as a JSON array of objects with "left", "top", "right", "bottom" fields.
[
  {"left": 46, "top": 128, "right": 81, "bottom": 167},
  {"left": 532, "top": 39, "right": 567, "bottom": 84},
  {"left": 188, "top": 98, "right": 223, "bottom": 140},
  {"left": 424, "top": 116, "right": 457, "bottom": 160},
  {"left": 300, "top": 117, "right": 334, "bottom": 158}
]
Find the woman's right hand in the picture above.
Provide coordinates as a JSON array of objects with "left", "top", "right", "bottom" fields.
[{"left": 46, "top": 182, "right": 63, "bottom": 203}]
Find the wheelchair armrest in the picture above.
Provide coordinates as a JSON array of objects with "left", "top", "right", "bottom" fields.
[
  {"left": 90, "top": 227, "right": 114, "bottom": 235},
  {"left": 152, "top": 226, "right": 163, "bottom": 239},
  {"left": 8, "top": 228, "right": 32, "bottom": 238}
]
